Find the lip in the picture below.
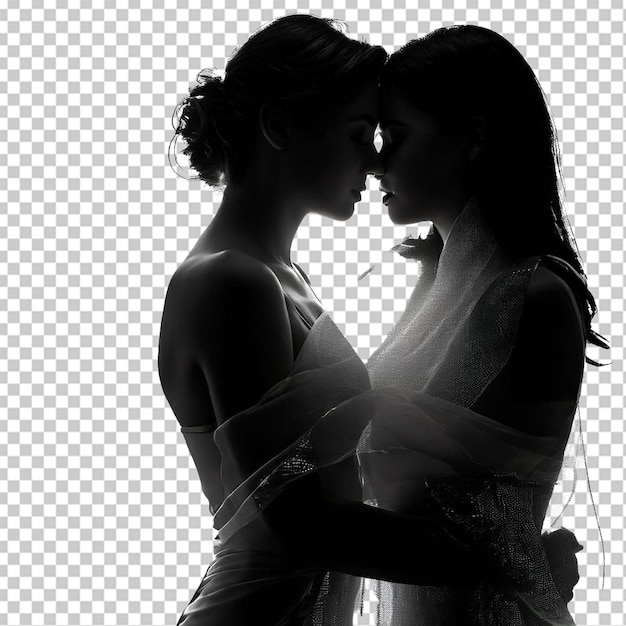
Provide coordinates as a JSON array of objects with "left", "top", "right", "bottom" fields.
[
  {"left": 382, "top": 192, "right": 395, "bottom": 205},
  {"left": 351, "top": 189, "right": 362, "bottom": 200}
]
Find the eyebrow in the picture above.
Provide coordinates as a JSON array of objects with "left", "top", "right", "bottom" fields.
[
  {"left": 347, "top": 115, "right": 378, "bottom": 126},
  {"left": 379, "top": 120, "right": 407, "bottom": 130}
]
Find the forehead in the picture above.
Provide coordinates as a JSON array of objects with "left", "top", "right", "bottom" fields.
[
  {"left": 337, "top": 81, "right": 380, "bottom": 123},
  {"left": 379, "top": 89, "right": 446, "bottom": 135},
  {"left": 379, "top": 89, "right": 415, "bottom": 126}
]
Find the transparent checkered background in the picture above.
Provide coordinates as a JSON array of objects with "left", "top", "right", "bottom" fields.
[{"left": 0, "top": 0, "right": 624, "bottom": 624}]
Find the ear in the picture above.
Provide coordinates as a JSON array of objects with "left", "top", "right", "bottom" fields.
[
  {"left": 258, "top": 104, "right": 291, "bottom": 151},
  {"left": 467, "top": 115, "right": 486, "bottom": 164}
]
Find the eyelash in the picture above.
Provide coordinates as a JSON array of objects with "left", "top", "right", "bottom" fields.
[
  {"left": 381, "top": 135, "right": 400, "bottom": 148},
  {"left": 352, "top": 135, "right": 374, "bottom": 146}
]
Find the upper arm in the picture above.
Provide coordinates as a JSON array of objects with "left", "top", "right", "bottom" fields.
[
  {"left": 186, "top": 251, "right": 295, "bottom": 424},
  {"left": 472, "top": 265, "right": 586, "bottom": 437},
  {"left": 513, "top": 265, "right": 585, "bottom": 402}
]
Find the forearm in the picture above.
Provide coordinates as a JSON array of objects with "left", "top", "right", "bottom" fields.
[
  {"left": 266, "top": 475, "right": 477, "bottom": 587},
  {"left": 309, "top": 501, "right": 476, "bottom": 586}
]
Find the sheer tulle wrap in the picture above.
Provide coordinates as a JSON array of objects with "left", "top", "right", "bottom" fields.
[
  {"left": 179, "top": 199, "right": 582, "bottom": 624},
  {"left": 179, "top": 311, "right": 576, "bottom": 624},
  {"left": 211, "top": 312, "right": 562, "bottom": 541}
]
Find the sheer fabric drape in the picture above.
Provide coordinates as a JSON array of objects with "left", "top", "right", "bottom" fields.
[
  {"left": 178, "top": 199, "right": 582, "bottom": 624},
  {"left": 180, "top": 313, "right": 575, "bottom": 624}
]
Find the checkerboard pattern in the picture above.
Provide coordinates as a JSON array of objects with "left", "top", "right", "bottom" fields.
[{"left": 0, "top": 0, "right": 624, "bottom": 624}]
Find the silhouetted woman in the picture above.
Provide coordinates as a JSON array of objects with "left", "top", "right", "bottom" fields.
[
  {"left": 160, "top": 15, "right": 494, "bottom": 625},
  {"left": 365, "top": 25, "right": 607, "bottom": 624}
]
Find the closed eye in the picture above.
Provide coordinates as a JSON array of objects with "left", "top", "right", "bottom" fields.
[
  {"left": 379, "top": 121, "right": 406, "bottom": 148},
  {"left": 348, "top": 120, "right": 377, "bottom": 147},
  {"left": 380, "top": 131, "right": 403, "bottom": 148},
  {"left": 351, "top": 129, "right": 375, "bottom": 145}
]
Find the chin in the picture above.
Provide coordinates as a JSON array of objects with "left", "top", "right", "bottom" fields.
[
  {"left": 337, "top": 208, "right": 355, "bottom": 221},
  {"left": 321, "top": 203, "right": 355, "bottom": 222},
  {"left": 387, "top": 209, "right": 417, "bottom": 226},
  {"left": 387, "top": 200, "right": 425, "bottom": 226}
]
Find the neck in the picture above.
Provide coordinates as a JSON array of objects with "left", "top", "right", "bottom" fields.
[
  {"left": 433, "top": 196, "right": 475, "bottom": 245},
  {"left": 206, "top": 179, "right": 306, "bottom": 266},
  {"left": 434, "top": 196, "right": 498, "bottom": 283}
]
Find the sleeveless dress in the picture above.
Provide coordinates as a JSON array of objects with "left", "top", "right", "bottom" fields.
[
  {"left": 365, "top": 198, "right": 585, "bottom": 624},
  {"left": 177, "top": 288, "right": 367, "bottom": 625},
  {"left": 176, "top": 287, "right": 332, "bottom": 626},
  {"left": 175, "top": 201, "right": 582, "bottom": 625}
]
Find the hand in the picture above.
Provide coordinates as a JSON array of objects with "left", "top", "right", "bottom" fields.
[
  {"left": 392, "top": 224, "right": 444, "bottom": 266},
  {"left": 541, "top": 527, "right": 583, "bottom": 603}
]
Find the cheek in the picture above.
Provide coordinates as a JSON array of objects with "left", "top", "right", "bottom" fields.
[
  {"left": 327, "top": 144, "right": 363, "bottom": 180},
  {"left": 294, "top": 134, "right": 364, "bottom": 204},
  {"left": 404, "top": 141, "right": 454, "bottom": 188},
  {"left": 425, "top": 148, "right": 468, "bottom": 194},
  {"left": 385, "top": 143, "right": 420, "bottom": 188}
]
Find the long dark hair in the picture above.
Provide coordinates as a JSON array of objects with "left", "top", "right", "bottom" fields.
[
  {"left": 382, "top": 25, "right": 607, "bottom": 360},
  {"left": 169, "top": 14, "right": 387, "bottom": 187}
]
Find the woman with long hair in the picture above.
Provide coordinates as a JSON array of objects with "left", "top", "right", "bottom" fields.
[{"left": 364, "top": 24, "right": 608, "bottom": 623}]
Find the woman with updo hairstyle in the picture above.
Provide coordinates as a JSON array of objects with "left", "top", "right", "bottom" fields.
[
  {"left": 172, "top": 15, "right": 382, "bottom": 191},
  {"left": 363, "top": 24, "right": 608, "bottom": 623},
  {"left": 160, "top": 15, "right": 505, "bottom": 626}
]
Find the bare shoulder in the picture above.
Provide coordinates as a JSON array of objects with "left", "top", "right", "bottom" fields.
[
  {"left": 160, "top": 249, "right": 295, "bottom": 423},
  {"left": 159, "top": 248, "right": 290, "bottom": 366},
  {"left": 515, "top": 263, "right": 586, "bottom": 363},
  {"left": 526, "top": 264, "right": 575, "bottom": 303},
  {"left": 524, "top": 264, "right": 583, "bottom": 331},
  {"left": 173, "top": 249, "right": 282, "bottom": 300},
  {"left": 165, "top": 250, "right": 286, "bottom": 325}
]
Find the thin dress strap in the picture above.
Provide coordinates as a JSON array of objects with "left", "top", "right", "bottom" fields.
[
  {"left": 279, "top": 262, "right": 318, "bottom": 331},
  {"left": 181, "top": 265, "right": 315, "bottom": 434},
  {"left": 283, "top": 291, "right": 315, "bottom": 331}
]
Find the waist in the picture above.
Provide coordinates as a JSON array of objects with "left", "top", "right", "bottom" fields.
[{"left": 211, "top": 537, "right": 317, "bottom": 578}]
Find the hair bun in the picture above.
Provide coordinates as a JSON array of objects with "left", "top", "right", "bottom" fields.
[
  {"left": 170, "top": 69, "right": 231, "bottom": 187},
  {"left": 169, "top": 14, "right": 387, "bottom": 187},
  {"left": 194, "top": 69, "right": 228, "bottom": 102}
]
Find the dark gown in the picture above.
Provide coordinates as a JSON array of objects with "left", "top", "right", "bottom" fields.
[{"left": 175, "top": 201, "right": 583, "bottom": 625}]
